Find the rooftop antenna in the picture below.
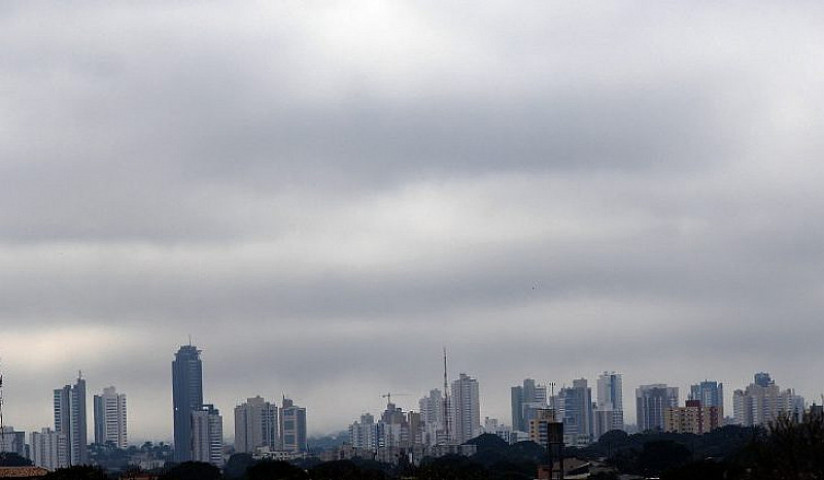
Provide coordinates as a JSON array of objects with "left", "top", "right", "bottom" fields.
[
  {"left": 188, "top": 335, "right": 192, "bottom": 346},
  {"left": 443, "top": 348, "right": 450, "bottom": 444}
]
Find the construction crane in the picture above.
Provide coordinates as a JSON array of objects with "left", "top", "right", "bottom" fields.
[{"left": 381, "top": 392, "right": 410, "bottom": 406}]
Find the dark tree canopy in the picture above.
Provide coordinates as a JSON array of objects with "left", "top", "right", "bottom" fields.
[
  {"left": 245, "top": 460, "right": 309, "bottom": 480},
  {"left": 43, "top": 465, "right": 109, "bottom": 480},
  {"left": 0, "top": 452, "right": 33, "bottom": 466},
  {"left": 159, "top": 461, "right": 221, "bottom": 480}
]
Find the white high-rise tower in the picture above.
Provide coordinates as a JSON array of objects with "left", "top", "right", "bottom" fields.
[
  {"left": 93, "top": 386, "right": 127, "bottom": 448},
  {"left": 450, "top": 373, "right": 480, "bottom": 444}
]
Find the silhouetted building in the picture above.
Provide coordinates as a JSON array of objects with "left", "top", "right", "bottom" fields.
[
  {"left": 93, "top": 386, "right": 127, "bottom": 448},
  {"left": 234, "top": 396, "right": 279, "bottom": 453},
  {"left": 636, "top": 384, "right": 678, "bottom": 432},
  {"left": 191, "top": 404, "right": 223, "bottom": 466},
  {"left": 54, "top": 374, "right": 87, "bottom": 465},
  {"left": 172, "top": 344, "right": 203, "bottom": 462},
  {"left": 280, "top": 398, "right": 307, "bottom": 453}
]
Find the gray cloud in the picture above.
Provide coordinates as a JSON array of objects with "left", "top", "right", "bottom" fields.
[{"left": 2, "top": 1, "right": 824, "bottom": 442}]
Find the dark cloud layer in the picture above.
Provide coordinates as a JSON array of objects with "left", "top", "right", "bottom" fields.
[{"left": 2, "top": 2, "right": 824, "bottom": 441}]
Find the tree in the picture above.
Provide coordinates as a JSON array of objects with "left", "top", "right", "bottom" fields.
[
  {"left": 224, "top": 453, "right": 255, "bottom": 479},
  {"left": 417, "top": 455, "right": 488, "bottom": 480},
  {"left": 245, "top": 460, "right": 309, "bottom": 480},
  {"left": 159, "top": 461, "right": 221, "bottom": 480},
  {"left": 43, "top": 465, "right": 109, "bottom": 480},
  {"left": 0, "top": 452, "right": 33, "bottom": 466},
  {"left": 636, "top": 440, "right": 691, "bottom": 477},
  {"left": 749, "top": 411, "right": 824, "bottom": 480}
]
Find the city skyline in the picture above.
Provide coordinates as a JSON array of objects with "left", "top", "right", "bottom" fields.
[
  {"left": 0, "top": 352, "right": 813, "bottom": 446},
  {"left": 3, "top": 1, "right": 824, "bottom": 446}
]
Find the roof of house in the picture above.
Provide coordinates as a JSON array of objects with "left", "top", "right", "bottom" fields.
[{"left": 0, "top": 466, "right": 49, "bottom": 478}]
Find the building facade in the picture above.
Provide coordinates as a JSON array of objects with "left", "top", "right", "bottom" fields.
[
  {"left": 172, "top": 345, "right": 203, "bottom": 462},
  {"left": 732, "top": 373, "right": 804, "bottom": 426},
  {"left": 54, "top": 374, "right": 87, "bottom": 465},
  {"left": 690, "top": 380, "right": 724, "bottom": 421},
  {"left": 450, "top": 373, "right": 481, "bottom": 444},
  {"left": 280, "top": 398, "right": 307, "bottom": 453},
  {"left": 93, "top": 386, "right": 128, "bottom": 448},
  {"left": 595, "top": 372, "right": 624, "bottom": 439},
  {"left": 31, "top": 428, "right": 68, "bottom": 471},
  {"left": 0, "top": 427, "right": 27, "bottom": 457},
  {"left": 511, "top": 378, "right": 548, "bottom": 433},
  {"left": 636, "top": 384, "right": 679, "bottom": 432},
  {"left": 664, "top": 400, "right": 720, "bottom": 434},
  {"left": 234, "top": 396, "right": 279, "bottom": 453},
  {"left": 558, "top": 378, "right": 594, "bottom": 446},
  {"left": 191, "top": 404, "right": 223, "bottom": 466}
]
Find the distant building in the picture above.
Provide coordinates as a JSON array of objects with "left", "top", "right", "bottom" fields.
[
  {"left": 511, "top": 379, "right": 548, "bottom": 433},
  {"left": 349, "top": 413, "right": 376, "bottom": 449},
  {"left": 451, "top": 373, "right": 481, "bottom": 444},
  {"left": 93, "top": 386, "right": 128, "bottom": 448},
  {"left": 636, "top": 384, "right": 678, "bottom": 432},
  {"left": 172, "top": 344, "right": 203, "bottom": 462},
  {"left": 732, "top": 372, "right": 804, "bottom": 426},
  {"left": 191, "top": 404, "right": 223, "bottom": 466},
  {"left": 664, "top": 400, "right": 720, "bottom": 434},
  {"left": 690, "top": 380, "right": 724, "bottom": 421},
  {"left": 595, "top": 372, "right": 624, "bottom": 439},
  {"left": 280, "top": 398, "right": 307, "bottom": 453},
  {"left": 0, "top": 427, "right": 27, "bottom": 457},
  {"left": 54, "top": 374, "right": 88, "bottom": 465},
  {"left": 234, "top": 396, "right": 279, "bottom": 453},
  {"left": 419, "top": 389, "right": 445, "bottom": 445},
  {"left": 558, "top": 378, "right": 594, "bottom": 446},
  {"left": 528, "top": 409, "right": 562, "bottom": 448},
  {"left": 31, "top": 428, "right": 68, "bottom": 471}
]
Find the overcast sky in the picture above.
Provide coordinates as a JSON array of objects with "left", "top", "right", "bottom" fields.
[{"left": 2, "top": 1, "right": 824, "bottom": 443}]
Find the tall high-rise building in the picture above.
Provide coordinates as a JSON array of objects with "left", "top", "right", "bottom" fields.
[
  {"left": 689, "top": 380, "right": 724, "bottom": 421},
  {"left": 191, "top": 404, "right": 223, "bottom": 466},
  {"left": 558, "top": 378, "right": 594, "bottom": 446},
  {"left": 234, "top": 396, "right": 279, "bottom": 454},
  {"left": 419, "top": 389, "right": 444, "bottom": 430},
  {"left": 511, "top": 378, "right": 548, "bottom": 433},
  {"left": 636, "top": 384, "right": 679, "bottom": 432},
  {"left": 450, "top": 373, "right": 481, "bottom": 444},
  {"left": 93, "top": 386, "right": 127, "bottom": 449},
  {"left": 349, "top": 413, "right": 376, "bottom": 449},
  {"left": 54, "top": 374, "right": 87, "bottom": 465},
  {"left": 31, "top": 428, "right": 68, "bottom": 471},
  {"left": 733, "top": 373, "right": 804, "bottom": 426},
  {"left": 280, "top": 398, "right": 307, "bottom": 453},
  {"left": 595, "top": 372, "right": 624, "bottom": 439},
  {"left": 172, "top": 345, "right": 203, "bottom": 462}
]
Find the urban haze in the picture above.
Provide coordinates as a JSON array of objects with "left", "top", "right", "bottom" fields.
[{"left": 2, "top": 1, "right": 824, "bottom": 448}]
